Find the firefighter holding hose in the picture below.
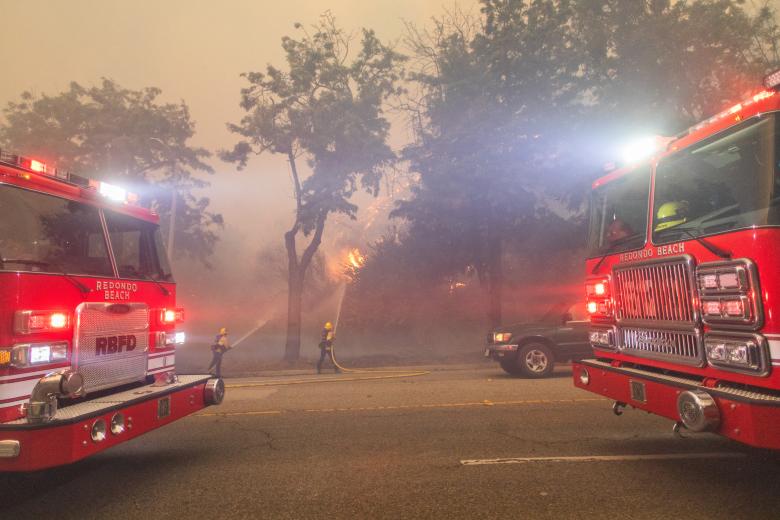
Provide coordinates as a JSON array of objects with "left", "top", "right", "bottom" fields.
[
  {"left": 208, "top": 327, "right": 231, "bottom": 378},
  {"left": 317, "top": 321, "right": 340, "bottom": 374}
]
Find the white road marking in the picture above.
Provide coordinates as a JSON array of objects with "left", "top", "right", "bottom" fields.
[{"left": 460, "top": 452, "right": 746, "bottom": 466}]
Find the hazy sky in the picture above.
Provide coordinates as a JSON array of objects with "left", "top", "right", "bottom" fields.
[{"left": 0, "top": 0, "right": 478, "bottom": 249}]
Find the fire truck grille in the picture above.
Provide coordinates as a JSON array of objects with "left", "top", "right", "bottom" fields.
[
  {"left": 620, "top": 327, "right": 704, "bottom": 366},
  {"left": 74, "top": 302, "right": 149, "bottom": 393},
  {"left": 614, "top": 258, "right": 696, "bottom": 327}
]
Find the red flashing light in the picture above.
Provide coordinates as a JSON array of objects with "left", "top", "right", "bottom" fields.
[
  {"left": 49, "top": 312, "right": 68, "bottom": 329},
  {"left": 586, "top": 278, "right": 610, "bottom": 298},
  {"left": 587, "top": 301, "right": 599, "bottom": 314},
  {"left": 14, "top": 310, "right": 70, "bottom": 334},
  {"left": 160, "top": 308, "right": 185, "bottom": 325}
]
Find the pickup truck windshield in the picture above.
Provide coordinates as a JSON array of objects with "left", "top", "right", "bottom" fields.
[
  {"left": 0, "top": 184, "right": 113, "bottom": 276},
  {"left": 653, "top": 114, "right": 780, "bottom": 244},
  {"left": 587, "top": 166, "right": 651, "bottom": 257}
]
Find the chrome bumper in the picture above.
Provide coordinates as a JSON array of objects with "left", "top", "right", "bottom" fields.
[{"left": 485, "top": 344, "right": 519, "bottom": 357}]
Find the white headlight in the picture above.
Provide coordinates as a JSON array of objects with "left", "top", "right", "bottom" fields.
[{"left": 704, "top": 334, "right": 767, "bottom": 374}]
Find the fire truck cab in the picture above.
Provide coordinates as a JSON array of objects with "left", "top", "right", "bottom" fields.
[
  {"left": 0, "top": 151, "right": 224, "bottom": 471},
  {"left": 573, "top": 71, "right": 780, "bottom": 450}
]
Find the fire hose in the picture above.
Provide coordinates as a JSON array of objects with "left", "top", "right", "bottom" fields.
[{"left": 327, "top": 283, "right": 429, "bottom": 377}]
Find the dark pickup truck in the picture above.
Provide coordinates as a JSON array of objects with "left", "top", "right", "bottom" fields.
[{"left": 485, "top": 303, "right": 591, "bottom": 377}]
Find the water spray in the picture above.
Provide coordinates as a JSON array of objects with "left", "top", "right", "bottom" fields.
[
  {"left": 332, "top": 282, "right": 349, "bottom": 334},
  {"left": 231, "top": 319, "right": 269, "bottom": 349}
]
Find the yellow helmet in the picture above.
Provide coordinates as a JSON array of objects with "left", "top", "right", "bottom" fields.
[
  {"left": 655, "top": 201, "right": 687, "bottom": 231},
  {"left": 219, "top": 327, "right": 227, "bottom": 335},
  {"left": 324, "top": 322, "right": 333, "bottom": 330}
]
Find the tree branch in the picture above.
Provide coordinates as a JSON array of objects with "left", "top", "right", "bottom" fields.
[{"left": 299, "top": 212, "right": 327, "bottom": 274}]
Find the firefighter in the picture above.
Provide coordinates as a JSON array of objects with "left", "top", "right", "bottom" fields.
[
  {"left": 317, "top": 321, "right": 340, "bottom": 374},
  {"left": 655, "top": 201, "right": 689, "bottom": 232},
  {"left": 208, "top": 327, "right": 230, "bottom": 378},
  {"left": 606, "top": 218, "right": 634, "bottom": 244}
]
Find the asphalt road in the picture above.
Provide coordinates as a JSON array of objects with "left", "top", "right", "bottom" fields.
[{"left": 3, "top": 363, "right": 780, "bottom": 519}]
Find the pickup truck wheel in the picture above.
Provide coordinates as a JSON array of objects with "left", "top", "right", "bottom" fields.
[
  {"left": 518, "top": 343, "right": 555, "bottom": 378},
  {"left": 499, "top": 357, "right": 523, "bottom": 376}
]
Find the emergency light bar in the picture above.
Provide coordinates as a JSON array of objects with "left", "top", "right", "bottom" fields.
[
  {"left": 1, "top": 148, "right": 141, "bottom": 206},
  {"left": 687, "top": 90, "right": 776, "bottom": 135},
  {"left": 98, "top": 181, "right": 127, "bottom": 202},
  {"left": 86, "top": 179, "right": 139, "bottom": 205}
]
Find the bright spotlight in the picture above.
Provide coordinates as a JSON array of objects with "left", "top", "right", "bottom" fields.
[{"left": 620, "top": 136, "right": 660, "bottom": 164}]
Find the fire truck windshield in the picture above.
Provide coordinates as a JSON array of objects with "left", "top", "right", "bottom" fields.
[
  {"left": 104, "top": 210, "right": 173, "bottom": 282},
  {"left": 587, "top": 165, "right": 651, "bottom": 257},
  {"left": 0, "top": 184, "right": 173, "bottom": 281},
  {"left": 653, "top": 114, "right": 780, "bottom": 243},
  {"left": 0, "top": 184, "right": 114, "bottom": 276}
]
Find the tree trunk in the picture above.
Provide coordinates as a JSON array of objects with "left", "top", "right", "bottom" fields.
[
  {"left": 486, "top": 233, "right": 503, "bottom": 329},
  {"left": 284, "top": 265, "right": 304, "bottom": 362},
  {"left": 282, "top": 214, "right": 327, "bottom": 362}
]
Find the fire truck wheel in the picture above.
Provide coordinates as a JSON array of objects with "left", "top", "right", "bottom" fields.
[{"left": 517, "top": 342, "right": 555, "bottom": 378}]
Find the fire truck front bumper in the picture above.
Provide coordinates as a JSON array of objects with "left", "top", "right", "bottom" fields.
[
  {"left": 573, "top": 359, "right": 780, "bottom": 450},
  {"left": 0, "top": 375, "right": 223, "bottom": 472}
]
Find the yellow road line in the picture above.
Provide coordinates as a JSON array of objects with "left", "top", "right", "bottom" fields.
[
  {"left": 198, "top": 410, "right": 282, "bottom": 417},
  {"left": 461, "top": 452, "right": 746, "bottom": 465},
  {"left": 226, "top": 371, "right": 429, "bottom": 388},
  {"left": 194, "top": 397, "right": 604, "bottom": 418}
]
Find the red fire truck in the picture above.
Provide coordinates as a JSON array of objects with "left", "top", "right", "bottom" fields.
[
  {"left": 0, "top": 150, "right": 224, "bottom": 471},
  {"left": 573, "top": 70, "right": 780, "bottom": 449}
]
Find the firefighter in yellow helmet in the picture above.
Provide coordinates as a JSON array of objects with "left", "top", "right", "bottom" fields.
[
  {"left": 317, "top": 321, "right": 340, "bottom": 374},
  {"left": 208, "top": 327, "right": 231, "bottom": 377},
  {"left": 655, "top": 201, "right": 689, "bottom": 232}
]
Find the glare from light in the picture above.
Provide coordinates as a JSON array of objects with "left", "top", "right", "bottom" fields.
[
  {"left": 99, "top": 182, "right": 127, "bottom": 202},
  {"left": 49, "top": 313, "right": 68, "bottom": 329},
  {"left": 30, "top": 159, "right": 46, "bottom": 173},
  {"left": 620, "top": 136, "right": 659, "bottom": 164}
]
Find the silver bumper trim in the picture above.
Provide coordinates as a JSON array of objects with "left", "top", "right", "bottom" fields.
[
  {"left": 487, "top": 344, "right": 519, "bottom": 353},
  {"left": 581, "top": 359, "right": 780, "bottom": 407}
]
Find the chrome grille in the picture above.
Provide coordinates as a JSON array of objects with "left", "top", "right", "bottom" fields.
[
  {"left": 614, "top": 257, "right": 696, "bottom": 327},
  {"left": 621, "top": 327, "right": 703, "bottom": 366},
  {"left": 74, "top": 303, "right": 149, "bottom": 393}
]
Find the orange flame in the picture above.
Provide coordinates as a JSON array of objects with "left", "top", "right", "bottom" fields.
[{"left": 347, "top": 248, "right": 366, "bottom": 269}]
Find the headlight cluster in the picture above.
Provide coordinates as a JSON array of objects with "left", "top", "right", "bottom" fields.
[
  {"left": 586, "top": 277, "right": 613, "bottom": 320},
  {"left": 696, "top": 261, "right": 760, "bottom": 328},
  {"left": 493, "top": 332, "right": 513, "bottom": 343},
  {"left": 589, "top": 327, "right": 615, "bottom": 349},
  {"left": 3, "top": 342, "right": 69, "bottom": 368},
  {"left": 704, "top": 334, "right": 768, "bottom": 375}
]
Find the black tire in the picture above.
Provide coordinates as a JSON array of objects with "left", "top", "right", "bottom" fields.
[
  {"left": 517, "top": 342, "right": 555, "bottom": 378},
  {"left": 499, "top": 357, "right": 523, "bottom": 376}
]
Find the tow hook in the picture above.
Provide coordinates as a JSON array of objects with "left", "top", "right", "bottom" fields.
[{"left": 612, "top": 401, "right": 626, "bottom": 416}]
